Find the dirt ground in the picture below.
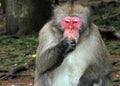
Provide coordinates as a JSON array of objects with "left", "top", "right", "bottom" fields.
[{"left": 0, "top": 70, "right": 34, "bottom": 86}]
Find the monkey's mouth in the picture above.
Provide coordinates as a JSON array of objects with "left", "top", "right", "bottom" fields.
[
  {"left": 64, "top": 29, "right": 79, "bottom": 43},
  {"left": 67, "top": 36, "right": 78, "bottom": 43}
]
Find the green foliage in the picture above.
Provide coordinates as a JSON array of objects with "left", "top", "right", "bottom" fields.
[
  {"left": 0, "top": 33, "right": 38, "bottom": 70},
  {"left": 10, "top": 1, "right": 30, "bottom": 22},
  {"left": 106, "top": 42, "right": 120, "bottom": 55},
  {"left": 91, "top": 2, "right": 120, "bottom": 32},
  {"left": 31, "top": 72, "right": 35, "bottom": 79}
]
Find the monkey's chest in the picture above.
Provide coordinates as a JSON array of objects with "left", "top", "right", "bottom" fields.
[{"left": 49, "top": 47, "right": 92, "bottom": 86}]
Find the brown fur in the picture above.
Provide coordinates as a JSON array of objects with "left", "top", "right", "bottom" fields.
[{"left": 34, "top": 3, "right": 113, "bottom": 86}]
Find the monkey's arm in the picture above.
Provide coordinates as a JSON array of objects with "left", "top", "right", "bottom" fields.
[
  {"left": 36, "top": 23, "right": 76, "bottom": 74},
  {"left": 37, "top": 39, "right": 72, "bottom": 74}
]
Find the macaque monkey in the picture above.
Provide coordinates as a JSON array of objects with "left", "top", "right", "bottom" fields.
[{"left": 34, "top": 3, "right": 113, "bottom": 86}]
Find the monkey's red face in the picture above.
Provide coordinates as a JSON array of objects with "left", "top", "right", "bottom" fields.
[{"left": 62, "top": 17, "right": 82, "bottom": 42}]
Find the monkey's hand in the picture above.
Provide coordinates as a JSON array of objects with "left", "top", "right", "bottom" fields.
[
  {"left": 61, "top": 38, "right": 76, "bottom": 54},
  {"left": 37, "top": 38, "right": 76, "bottom": 74}
]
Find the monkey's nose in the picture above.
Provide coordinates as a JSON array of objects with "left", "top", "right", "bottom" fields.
[
  {"left": 69, "top": 30, "right": 74, "bottom": 33},
  {"left": 69, "top": 25, "right": 73, "bottom": 29}
]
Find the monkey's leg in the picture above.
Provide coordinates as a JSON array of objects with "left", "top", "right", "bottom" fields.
[
  {"left": 78, "top": 66, "right": 113, "bottom": 86},
  {"left": 78, "top": 66, "right": 100, "bottom": 86},
  {"left": 101, "top": 75, "right": 113, "bottom": 86}
]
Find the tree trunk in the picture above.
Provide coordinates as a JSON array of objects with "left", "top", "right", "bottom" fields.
[
  {"left": 31, "top": 0, "right": 52, "bottom": 31},
  {"left": 5, "top": 0, "right": 52, "bottom": 37},
  {"left": 0, "top": 0, "right": 5, "bottom": 13}
]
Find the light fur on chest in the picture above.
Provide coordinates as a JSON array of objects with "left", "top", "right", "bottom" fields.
[
  {"left": 48, "top": 39, "right": 97, "bottom": 86},
  {"left": 43, "top": 31, "right": 100, "bottom": 86}
]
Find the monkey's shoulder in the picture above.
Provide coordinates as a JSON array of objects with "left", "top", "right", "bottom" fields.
[
  {"left": 39, "top": 21, "right": 52, "bottom": 34},
  {"left": 40, "top": 21, "right": 58, "bottom": 34},
  {"left": 39, "top": 21, "right": 62, "bottom": 42}
]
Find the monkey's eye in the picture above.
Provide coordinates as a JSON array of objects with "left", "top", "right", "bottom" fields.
[
  {"left": 73, "top": 20, "right": 78, "bottom": 23},
  {"left": 65, "top": 20, "right": 70, "bottom": 23}
]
